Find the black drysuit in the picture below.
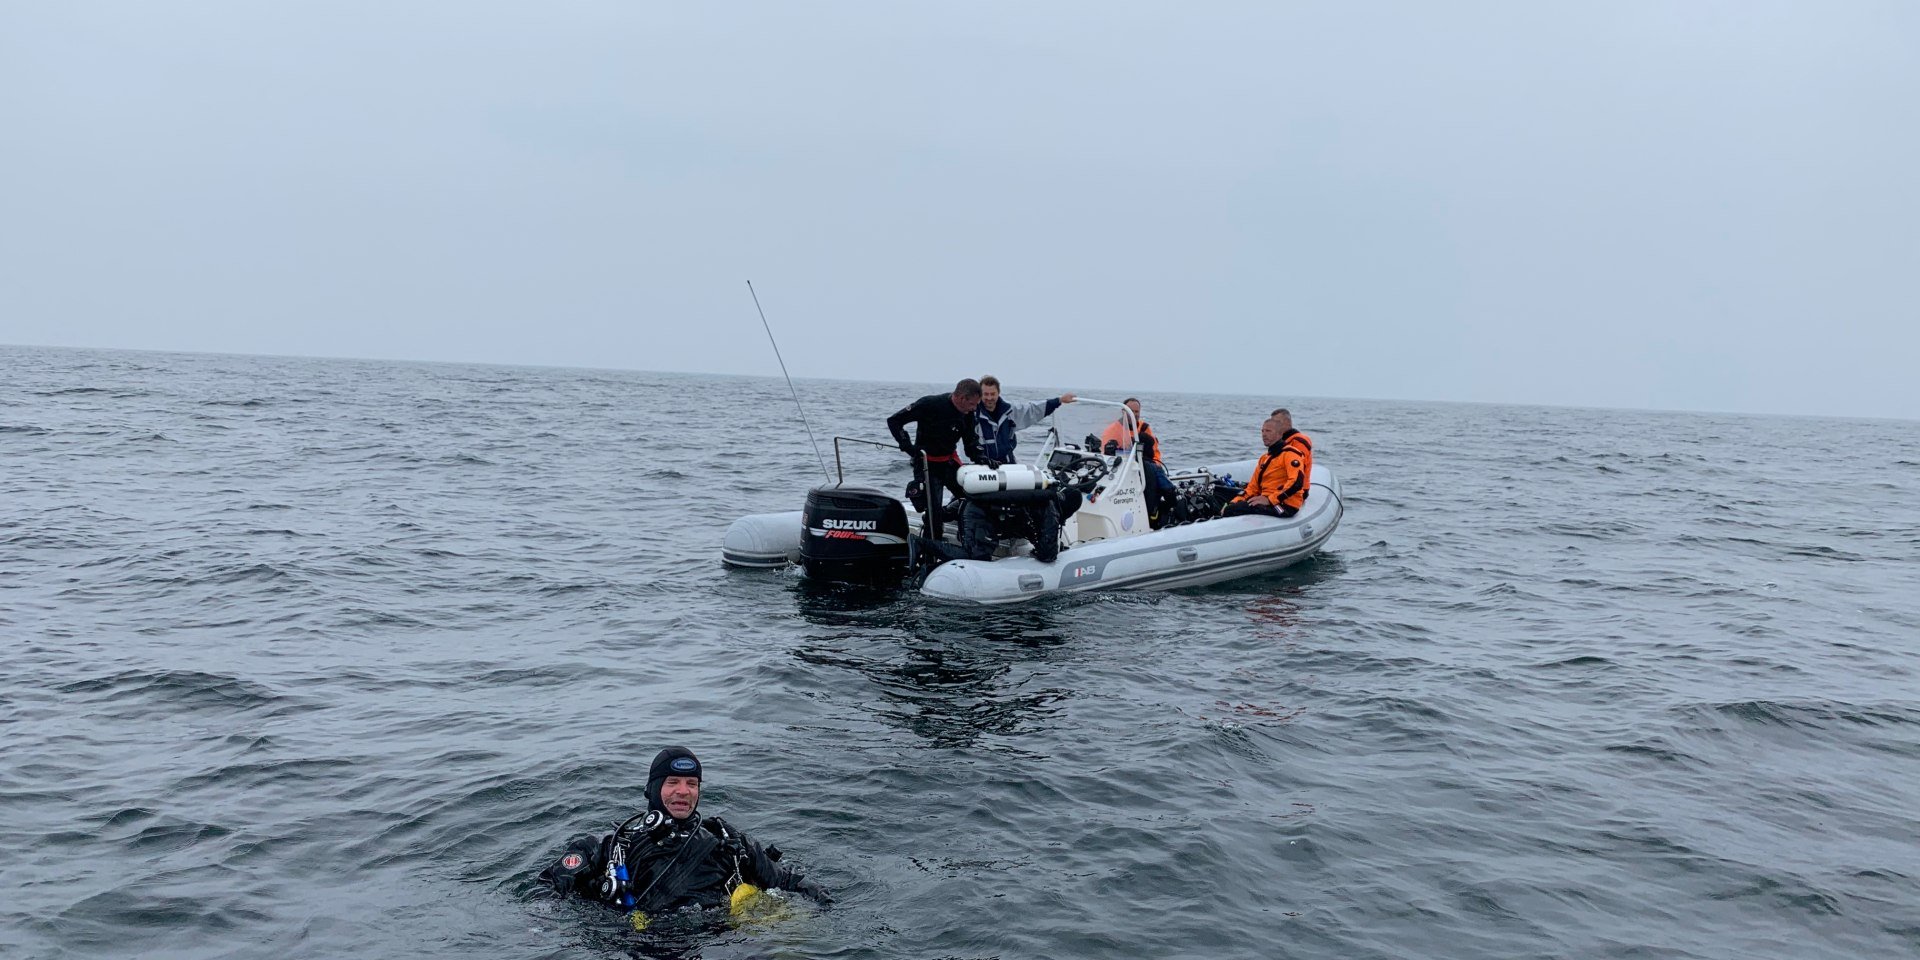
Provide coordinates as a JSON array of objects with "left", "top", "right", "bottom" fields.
[
  {"left": 540, "top": 814, "right": 819, "bottom": 915},
  {"left": 886, "top": 393, "right": 986, "bottom": 540}
]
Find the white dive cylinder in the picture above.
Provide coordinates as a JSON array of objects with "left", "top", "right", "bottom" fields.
[{"left": 958, "top": 463, "right": 1052, "bottom": 494}]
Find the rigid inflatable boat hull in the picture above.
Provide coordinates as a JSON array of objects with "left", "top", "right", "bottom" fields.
[{"left": 920, "top": 470, "right": 1342, "bottom": 604}]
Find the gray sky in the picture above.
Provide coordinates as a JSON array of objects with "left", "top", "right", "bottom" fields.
[{"left": 3, "top": 2, "right": 1915, "bottom": 419}]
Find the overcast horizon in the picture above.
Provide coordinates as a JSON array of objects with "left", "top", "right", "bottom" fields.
[
  {"left": 4, "top": 2, "right": 1915, "bottom": 421},
  {"left": 14, "top": 339, "right": 1914, "bottom": 426}
]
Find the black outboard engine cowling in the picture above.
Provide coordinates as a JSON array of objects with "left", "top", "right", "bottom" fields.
[{"left": 801, "top": 485, "right": 911, "bottom": 587}]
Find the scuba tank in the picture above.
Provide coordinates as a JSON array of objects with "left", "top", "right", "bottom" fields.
[{"left": 958, "top": 463, "right": 1051, "bottom": 494}]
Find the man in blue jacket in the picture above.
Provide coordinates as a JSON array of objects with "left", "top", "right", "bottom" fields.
[
  {"left": 954, "top": 377, "right": 1079, "bottom": 563},
  {"left": 970, "top": 375, "right": 1076, "bottom": 467}
]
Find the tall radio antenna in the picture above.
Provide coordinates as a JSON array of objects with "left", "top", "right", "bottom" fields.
[{"left": 747, "top": 281, "right": 831, "bottom": 482}]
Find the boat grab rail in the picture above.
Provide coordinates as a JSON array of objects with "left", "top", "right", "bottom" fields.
[{"left": 832, "top": 436, "right": 937, "bottom": 523}]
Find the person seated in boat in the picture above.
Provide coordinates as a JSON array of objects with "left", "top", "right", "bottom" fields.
[
  {"left": 1098, "top": 398, "right": 1185, "bottom": 527},
  {"left": 540, "top": 747, "right": 830, "bottom": 924},
  {"left": 971, "top": 375, "right": 1075, "bottom": 468},
  {"left": 1271, "top": 407, "right": 1313, "bottom": 484},
  {"left": 887, "top": 379, "right": 987, "bottom": 540},
  {"left": 1222, "top": 413, "right": 1311, "bottom": 518}
]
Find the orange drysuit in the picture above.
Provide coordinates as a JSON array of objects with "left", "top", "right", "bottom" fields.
[
  {"left": 1099, "top": 419, "right": 1164, "bottom": 466},
  {"left": 1233, "top": 430, "right": 1312, "bottom": 513}
]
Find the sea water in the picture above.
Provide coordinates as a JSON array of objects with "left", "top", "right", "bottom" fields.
[{"left": 3, "top": 345, "right": 1916, "bottom": 959}]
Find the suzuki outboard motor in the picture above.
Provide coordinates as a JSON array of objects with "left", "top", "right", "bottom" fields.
[{"left": 801, "top": 485, "right": 912, "bottom": 587}]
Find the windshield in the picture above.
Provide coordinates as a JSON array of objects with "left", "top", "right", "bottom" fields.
[{"left": 1036, "top": 398, "right": 1135, "bottom": 462}]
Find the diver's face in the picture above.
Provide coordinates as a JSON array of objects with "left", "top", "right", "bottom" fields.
[
  {"left": 982, "top": 384, "right": 1000, "bottom": 408},
  {"left": 660, "top": 776, "right": 700, "bottom": 819},
  {"left": 1126, "top": 400, "right": 1142, "bottom": 419},
  {"left": 953, "top": 390, "right": 981, "bottom": 413},
  {"left": 1261, "top": 419, "right": 1282, "bottom": 446}
]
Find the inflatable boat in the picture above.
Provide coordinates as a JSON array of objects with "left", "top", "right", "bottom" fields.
[{"left": 720, "top": 399, "right": 1342, "bottom": 603}]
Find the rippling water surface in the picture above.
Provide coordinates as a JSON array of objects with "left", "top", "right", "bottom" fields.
[{"left": 3, "top": 345, "right": 1917, "bottom": 960}]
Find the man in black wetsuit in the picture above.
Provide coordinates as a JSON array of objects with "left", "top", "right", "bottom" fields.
[
  {"left": 540, "top": 748, "right": 828, "bottom": 921},
  {"left": 886, "top": 378, "right": 986, "bottom": 540}
]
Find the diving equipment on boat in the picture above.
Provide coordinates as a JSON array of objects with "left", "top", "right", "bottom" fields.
[{"left": 957, "top": 463, "right": 1051, "bottom": 495}]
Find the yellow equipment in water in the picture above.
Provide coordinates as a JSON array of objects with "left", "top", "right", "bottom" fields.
[
  {"left": 628, "top": 883, "right": 764, "bottom": 931},
  {"left": 729, "top": 882, "right": 763, "bottom": 914}
]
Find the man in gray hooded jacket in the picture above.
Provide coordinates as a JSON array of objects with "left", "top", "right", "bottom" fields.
[{"left": 970, "top": 375, "right": 1075, "bottom": 467}]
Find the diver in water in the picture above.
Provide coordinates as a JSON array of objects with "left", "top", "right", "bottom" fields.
[{"left": 540, "top": 747, "right": 830, "bottom": 922}]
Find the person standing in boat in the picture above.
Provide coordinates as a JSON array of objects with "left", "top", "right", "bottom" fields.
[
  {"left": 887, "top": 379, "right": 987, "bottom": 540},
  {"left": 1223, "top": 412, "right": 1312, "bottom": 518},
  {"left": 959, "top": 377, "right": 1083, "bottom": 557},
  {"left": 1099, "top": 398, "right": 1185, "bottom": 526},
  {"left": 540, "top": 747, "right": 829, "bottom": 923},
  {"left": 970, "top": 375, "right": 1075, "bottom": 467}
]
